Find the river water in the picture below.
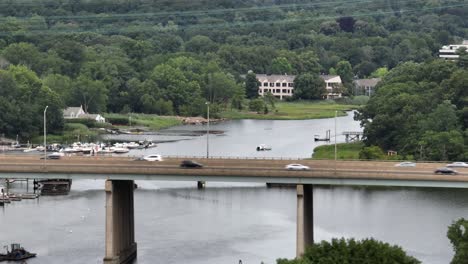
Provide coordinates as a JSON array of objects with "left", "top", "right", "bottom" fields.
[{"left": 0, "top": 112, "right": 466, "bottom": 264}]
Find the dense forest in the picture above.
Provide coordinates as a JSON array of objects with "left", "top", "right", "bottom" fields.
[
  {"left": 356, "top": 59, "right": 468, "bottom": 160},
  {"left": 0, "top": 0, "right": 467, "bottom": 140}
]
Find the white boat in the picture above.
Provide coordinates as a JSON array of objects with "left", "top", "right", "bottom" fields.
[
  {"left": 23, "top": 148, "right": 36, "bottom": 153},
  {"left": 124, "top": 142, "right": 140, "bottom": 149},
  {"left": 256, "top": 144, "right": 272, "bottom": 151},
  {"left": 112, "top": 147, "right": 130, "bottom": 154},
  {"left": 35, "top": 146, "right": 45, "bottom": 151}
]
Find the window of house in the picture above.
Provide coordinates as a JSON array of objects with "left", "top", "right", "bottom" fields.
[
  {"left": 263, "top": 82, "right": 268, "bottom": 86},
  {"left": 288, "top": 83, "right": 293, "bottom": 87},
  {"left": 276, "top": 83, "right": 280, "bottom": 87},
  {"left": 270, "top": 82, "right": 274, "bottom": 87},
  {"left": 282, "top": 83, "right": 287, "bottom": 87}
]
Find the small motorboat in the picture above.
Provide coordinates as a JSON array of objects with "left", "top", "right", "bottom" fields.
[
  {"left": 0, "top": 243, "right": 36, "bottom": 261},
  {"left": 256, "top": 144, "right": 272, "bottom": 151}
]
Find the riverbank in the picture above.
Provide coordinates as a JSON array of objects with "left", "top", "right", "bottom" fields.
[
  {"left": 221, "top": 101, "right": 357, "bottom": 120},
  {"left": 312, "top": 142, "right": 363, "bottom": 160}
]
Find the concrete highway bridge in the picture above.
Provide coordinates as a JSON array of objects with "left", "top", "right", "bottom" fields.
[{"left": 0, "top": 155, "right": 467, "bottom": 263}]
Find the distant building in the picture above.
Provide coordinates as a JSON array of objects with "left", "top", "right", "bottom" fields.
[
  {"left": 320, "top": 75, "right": 343, "bottom": 99},
  {"left": 63, "top": 106, "right": 86, "bottom": 119},
  {"left": 63, "top": 106, "right": 106, "bottom": 123},
  {"left": 439, "top": 40, "right": 468, "bottom": 60},
  {"left": 256, "top": 74, "right": 295, "bottom": 100},
  {"left": 353, "top": 78, "right": 381, "bottom": 96},
  {"left": 255, "top": 74, "right": 343, "bottom": 100}
]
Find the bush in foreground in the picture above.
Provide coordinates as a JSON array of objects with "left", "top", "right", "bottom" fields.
[{"left": 277, "top": 238, "right": 420, "bottom": 264}]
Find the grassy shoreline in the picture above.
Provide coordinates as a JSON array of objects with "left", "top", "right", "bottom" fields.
[
  {"left": 221, "top": 101, "right": 358, "bottom": 120},
  {"left": 312, "top": 142, "right": 363, "bottom": 160}
]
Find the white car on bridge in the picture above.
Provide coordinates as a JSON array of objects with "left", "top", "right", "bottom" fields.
[
  {"left": 285, "top": 164, "right": 310, "bottom": 171},
  {"left": 140, "top": 154, "right": 163, "bottom": 162},
  {"left": 446, "top": 162, "right": 468, "bottom": 168}
]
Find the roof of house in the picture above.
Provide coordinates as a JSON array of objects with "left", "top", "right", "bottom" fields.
[
  {"left": 320, "top": 75, "right": 341, "bottom": 81},
  {"left": 63, "top": 107, "right": 83, "bottom": 116},
  {"left": 256, "top": 74, "right": 295, "bottom": 83},
  {"left": 354, "top": 78, "right": 381, "bottom": 87}
]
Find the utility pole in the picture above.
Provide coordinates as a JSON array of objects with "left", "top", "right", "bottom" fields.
[{"left": 206, "top": 102, "right": 210, "bottom": 159}]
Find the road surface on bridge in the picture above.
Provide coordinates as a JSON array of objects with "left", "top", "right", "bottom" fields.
[{"left": 0, "top": 156, "right": 467, "bottom": 186}]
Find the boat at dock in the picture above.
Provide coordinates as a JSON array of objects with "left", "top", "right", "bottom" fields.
[{"left": 0, "top": 244, "right": 36, "bottom": 262}]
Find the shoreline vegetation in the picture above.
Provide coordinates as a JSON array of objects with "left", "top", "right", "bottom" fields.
[
  {"left": 312, "top": 142, "right": 363, "bottom": 160},
  {"left": 24, "top": 101, "right": 358, "bottom": 144},
  {"left": 221, "top": 101, "right": 357, "bottom": 120}
]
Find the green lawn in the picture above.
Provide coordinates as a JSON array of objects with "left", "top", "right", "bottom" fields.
[
  {"left": 221, "top": 101, "right": 357, "bottom": 120},
  {"left": 312, "top": 142, "right": 364, "bottom": 160},
  {"left": 104, "top": 113, "right": 182, "bottom": 130}
]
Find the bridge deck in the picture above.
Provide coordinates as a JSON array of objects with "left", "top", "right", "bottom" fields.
[{"left": 0, "top": 156, "right": 467, "bottom": 188}]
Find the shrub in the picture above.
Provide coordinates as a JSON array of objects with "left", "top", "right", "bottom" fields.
[{"left": 277, "top": 238, "right": 420, "bottom": 264}]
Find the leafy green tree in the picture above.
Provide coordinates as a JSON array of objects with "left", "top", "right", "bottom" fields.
[
  {"left": 447, "top": 218, "right": 468, "bottom": 264},
  {"left": 293, "top": 74, "right": 326, "bottom": 100},
  {"left": 456, "top": 47, "right": 468, "bottom": 69},
  {"left": 297, "top": 51, "right": 321, "bottom": 74},
  {"left": 371, "top": 67, "right": 389, "bottom": 78},
  {"left": 359, "top": 145, "right": 386, "bottom": 160},
  {"left": 271, "top": 57, "right": 293, "bottom": 74},
  {"left": 277, "top": 238, "right": 420, "bottom": 264},
  {"left": 336, "top": 60, "right": 354, "bottom": 84},
  {"left": 245, "top": 71, "right": 260, "bottom": 99},
  {"left": 69, "top": 75, "right": 108, "bottom": 113},
  {"left": 249, "top": 98, "right": 265, "bottom": 113},
  {"left": 185, "top": 35, "right": 218, "bottom": 54}
]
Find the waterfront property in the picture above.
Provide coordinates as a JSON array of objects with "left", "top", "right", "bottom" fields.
[
  {"left": 353, "top": 78, "right": 381, "bottom": 96},
  {"left": 63, "top": 105, "right": 106, "bottom": 123},
  {"left": 439, "top": 40, "right": 468, "bottom": 60},
  {"left": 0, "top": 156, "right": 466, "bottom": 263},
  {"left": 255, "top": 74, "right": 343, "bottom": 100}
]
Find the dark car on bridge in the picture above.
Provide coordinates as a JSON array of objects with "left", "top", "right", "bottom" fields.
[
  {"left": 180, "top": 160, "right": 203, "bottom": 168},
  {"left": 434, "top": 167, "right": 458, "bottom": 175}
]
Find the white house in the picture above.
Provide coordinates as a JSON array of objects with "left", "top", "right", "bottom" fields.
[
  {"left": 320, "top": 75, "right": 343, "bottom": 99},
  {"left": 439, "top": 40, "right": 468, "bottom": 60},
  {"left": 255, "top": 74, "right": 343, "bottom": 100},
  {"left": 63, "top": 106, "right": 106, "bottom": 123},
  {"left": 63, "top": 106, "right": 85, "bottom": 119},
  {"left": 353, "top": 78, "right": 381, "bottom": 96},
  {"left": 256, "top": 74, "right": 295, "bottom": 100}
]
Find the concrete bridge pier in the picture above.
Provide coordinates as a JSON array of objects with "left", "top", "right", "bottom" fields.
[
  {"left": 296, "top": 184, "right": 314, "bottom": 258},
  {"left": 103, "top": 180, "right": 137, "bottom": 264}
]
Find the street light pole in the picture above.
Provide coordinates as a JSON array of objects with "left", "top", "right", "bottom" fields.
[
  {"left": 44, "top": 105, "right": 49, "bottom": 164},
  {"left": 334, "top": 110, "right": 337, "bottom": 161},
  {"left": 206, "top": 102, "right": 210, "bottom": 159}
]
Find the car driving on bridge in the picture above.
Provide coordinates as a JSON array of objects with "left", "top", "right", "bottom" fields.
[
  {"left": 395, "top": 161, "right": 416, "bottom": 167},
  {"left": 285, "top": 164, "right": 310, "bottom": 171},
  {"left": 434, "top": 167, "right": 458, "bottom": 175},
  {"left": 180, "top": 160, "right": 203, "bottom": 168},
  {"left": 446, "top": 162, "right": 468, "bottom": 168}
]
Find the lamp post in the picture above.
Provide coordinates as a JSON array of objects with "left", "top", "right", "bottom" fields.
[
  {"left": 206, "top": 102, "right": 210, "bottom": 159},
  {"left": 334, "top": 110, "right": 337, "bottom": 161},
  {"left": 43, "top": 105, "right": 49, "bottom": 163}
]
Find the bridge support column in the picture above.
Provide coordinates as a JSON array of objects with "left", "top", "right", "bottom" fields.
[
  {"left": 103, "top": 180, "right": 137, "bottom": 264},
  {"left": 296, "top": 184, "right": 313, "bottom": 258}
]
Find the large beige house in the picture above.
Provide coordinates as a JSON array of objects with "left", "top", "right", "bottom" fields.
[{"left": 256, "top": 74, "right": 343, "bottom": 100}]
